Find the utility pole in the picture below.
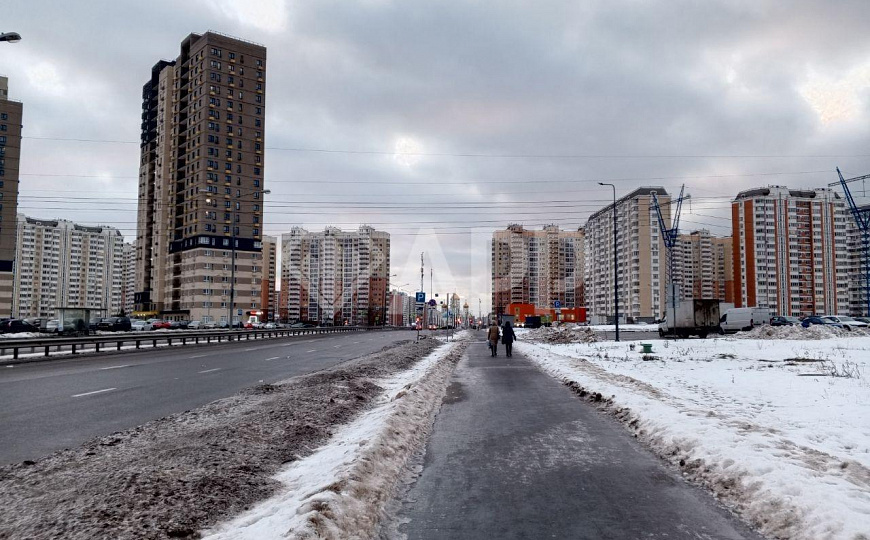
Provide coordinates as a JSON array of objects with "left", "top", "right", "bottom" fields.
[{"left": 599, "top": 183, "right": 620, "bottom": 341}]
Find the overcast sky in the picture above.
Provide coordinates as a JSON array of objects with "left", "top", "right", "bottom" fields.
[{"left": 3, "top": 0, "right": 870, "bottom": 313}]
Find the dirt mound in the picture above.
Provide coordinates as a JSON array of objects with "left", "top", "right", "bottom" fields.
[
  {"left": 735, "top": 324, "right": 842, "bottom": 340},
  {"left": 524, "top": 326, "right": 599, "bottom": 344}
]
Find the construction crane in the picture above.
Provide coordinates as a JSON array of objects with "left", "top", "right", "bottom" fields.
[
  {"left": 829, "top": 168, "right": 870, "bottom": 316},
  {"left": 651, "top": 185, "right": 689, "bottom": 317}
]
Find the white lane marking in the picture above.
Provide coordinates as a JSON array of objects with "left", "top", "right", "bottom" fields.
[
  {"left": 352, "top": 341, "right": 361, "bottom": 344},
  {"left": 265, "top": 356, "right": 280, "bottom": 361},
  {"left": 306, "top": 349, "right": 317, "bottom": 353},
  {"left": 189, "top": 354, "right": 207, "bottom": 359},
  {"left": 99, "top": 364, "right": 130, "bottom": 371},
  {"left": 198, "top": 368, "right": 221, "bottom": 374},
  {"left": 333, "top": 345, "right": 342, "bottom": 348},
  {"left": 72, "top": 387, "right": 117, "bottom": 398},
  {"left": 6, "top": 365, "right": 13, "bottom": 368}
]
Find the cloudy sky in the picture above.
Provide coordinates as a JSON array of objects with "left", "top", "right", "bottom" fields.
[{"left": 3, "top": 0, "right": 870, "bottom": 313}]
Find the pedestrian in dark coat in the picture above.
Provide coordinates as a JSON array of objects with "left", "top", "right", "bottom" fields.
[
  {"left": 501, "top": 321, "right": 516, "bottom": 357},
  {"left": 487, "top": 323, "right": 500, "bottom": 356}
]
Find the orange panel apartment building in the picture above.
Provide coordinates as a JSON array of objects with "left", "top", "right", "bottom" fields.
[{"left": 732, "top": 186, "right": 849, "bottom": 316}]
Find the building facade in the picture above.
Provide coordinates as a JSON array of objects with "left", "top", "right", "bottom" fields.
[
  {"left": 13, "top": 215, "right": 125, "bottom": 319},
  {"left": 0, "top": 76, "right": 22, "bottom": 316},
  {"left": 846, "top": 204, "right": 869, "bottom": 316},
  {"left": 732, "top": 186, "right": 849, "bottom": 316},
  {"left": 585, "top": 187, "right": 670, "bottom": 322},
  {"left": 135, "top": 32, "right": 267, "bottom": 323},
  {"left": 260, "top": 235, "right": 277, "bottom": 321},
  {"left": 281, "top": 226, "right": 391, "bottom": 326},
  {"left": 387, "top": 290, "right": 410, "bottom": 326},
  {"left": 122, "top": 242, "right": 136, "bottom": 315},
  {"left": 491, "top": 224, "right": 584, "bottom": 318}
]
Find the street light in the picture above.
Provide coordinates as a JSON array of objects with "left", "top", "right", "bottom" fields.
[
  {"left": 0, "top": 32, "right": 22, "bottom": 43},
  {"left": 598, "top": 182, "right": 620, "bottom": 342},
  {"left": 201, "top": 186, "right": 270, "bottom": 329}
]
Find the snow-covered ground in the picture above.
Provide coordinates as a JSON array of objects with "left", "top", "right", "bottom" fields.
[
  {"left": 586, "top": 323, "right": 659, "bottom": 332},
  {"left": 516, "top": 332, "right": 870, "bottom": 540},
  {"left": 202, "top": 333, "right": 468, "bottom": 540}
]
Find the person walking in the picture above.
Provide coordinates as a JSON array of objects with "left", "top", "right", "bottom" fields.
[
  {"left": 502, "top": 320, "right": 516, "bottom": 357},
  {"left": 487, "top": 322, "right": 500, "bottom": 356}
]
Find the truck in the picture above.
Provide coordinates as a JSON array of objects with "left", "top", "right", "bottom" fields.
[
  {"left": 524, "top": 316, "right": 542, "bottom": 329},
  {"left": 658, "top": 299, "right": 721, "bottom": 338}
]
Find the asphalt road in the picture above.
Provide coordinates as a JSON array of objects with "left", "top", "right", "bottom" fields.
[
  {"left": 395, "top": 331, "right": 764, "bottom": 539},
  {"left": 0, "top": 330, "right": 416, "bottom": 465}
]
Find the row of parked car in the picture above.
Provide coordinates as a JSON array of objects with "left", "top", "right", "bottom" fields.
[
  {"left": 0, "top": 317, "right": 290, "bottom": 334},
  {"left": 770, "top": 314, "right": 870, "bottom": 331}
]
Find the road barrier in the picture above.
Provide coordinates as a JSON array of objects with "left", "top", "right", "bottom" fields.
[{"left": 0, "top": 326, "right": 395, "bottom": 361}]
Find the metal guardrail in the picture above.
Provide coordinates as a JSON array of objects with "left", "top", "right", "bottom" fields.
[{"left": 0, "top": 326, "right": 390, "bottom": 361}]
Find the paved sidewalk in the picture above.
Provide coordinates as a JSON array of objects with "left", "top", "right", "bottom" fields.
[{"left": 395, "top": 332, "right": 764, "bottom": 539}]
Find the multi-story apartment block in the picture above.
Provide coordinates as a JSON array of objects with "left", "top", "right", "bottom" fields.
[
  {"left": 260, "top": 235, "right": 277, "bottom": 321},
  {"left": 122, "top": 242, "right": 136, "bottom": 315},
  {"left": 585, "top": 187, "right": 670, "bottom": 322},
  {"left": 711, "top": 236, "right": 735, "bottom": 304},
  {"left": 845, "top": 204, "right": 869, "bottom": 316},
  {"left": 281, "top": 226, "right": 390, "bottom": 325},
  {"left": 491, "top": 225, "right": 584, "bottom": 317},
  {"left": 13, "top": 215, "right": 125, "bottom": 318},
  {"left": 388, "top": 290, "right": 410, "bottom": 326},
  {"left": 732, "top": 186, "right": 849, "bottom": 316},
  {"left": 0, "top": 76, "right": 23, "bottom": 316},
  {"left": 135, "top": 32, "right": 267, "bottom": 323}
]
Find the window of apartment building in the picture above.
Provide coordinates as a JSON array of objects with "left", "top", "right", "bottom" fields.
[
  {"left": 0, "top": 113, "right": 6, "bottom": 120},
  {"left": 211, "top": 47, "right": 222, "bottom": 57}
]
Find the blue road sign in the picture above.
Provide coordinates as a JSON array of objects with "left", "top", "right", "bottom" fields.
[
  {"left": 428, "top": 299, "right": 437, "bottom": 307},
  {"left": 554, "top": 300, "right": 561, "bottom": 309},
  {"left": 416, "top": 292, "right": 426, "bottom": 303}
]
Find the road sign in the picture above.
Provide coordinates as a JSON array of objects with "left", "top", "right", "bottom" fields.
[
  {"left": 237, "top": 308, "right": 243, "bottom": 315},
  {"left": 416, "top": 292, "right": 426, "bottom": 303},
  {"left": 428, "top": 299, "right": 437, "bottom": 307},
  {"left": 554, "top": 300, "right": 561, "bottom": 309}
]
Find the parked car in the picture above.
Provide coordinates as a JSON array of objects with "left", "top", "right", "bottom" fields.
[
  {"left": 770, "top": 316, "right": 801, "bottom": 327},
  {"left": 98, "top": 317, "right": 132, "bottom": 332},
  {"left": 150, "top": 320, "right": 171, "bottom": 330},
  {"left": 202, "top": 321, "right": 217, "bottom": 329},
  {"left": 0, "top": 319, "right": 37, "bottom": 334},
  {"left": 855, "top": 316, "right": 870, "bottom": 324},
  {"left": 822, "top": 315, "right": 868, "bottom": 331},
  {"left": 43, "top": 319, "right": 61, "bottom": 333},
  {"left": 131, "top": 320, "right": 153, "bottom": 331},
  {"left": 264, "top": 322, "right": 277, "bottom": 329},
  {"left": 167, "top": 320, "right": 190, "bottom": 330},
  {"left": 187, "top": 320, "right": 202, "bottom": 330},
  {"left": 802, "top": 316, "right": 843, "bottom": 329},
  {"left": 88, "top": 317, "right": 102, "bottom": 333}
]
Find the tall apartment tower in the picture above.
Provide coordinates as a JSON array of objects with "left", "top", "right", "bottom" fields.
[
  {"left": 732, "top": 186, "right": 849, "bottom": 316},
  {"left": 0, "top": 76, "right": 22, "bottom": 316},
  {"left": 122, "top": 242, "right": 136, "bottom": 315},
  {"left": 584, "top": 187, "right": 670, "bottom": 322},
  {"left": 260, "top": 235, "right": 277, "bottom": 321},
  {"left": 281, "top": 226, "right": 391, "bottom": 325},
  {"left": 846, "top": 204, "right": 870, "bottom": 316},
  {"left": 711, "top": 236, "right": 735, "bottom": 304},
  {"left": 491, "top": 224, "right": 584, "bottom": 317},
  {"left": 136, "top": 32, "right": 267, "bottom": 323},
  {"left": 13, "top": 215, "right": 125, "bottom": 318}
]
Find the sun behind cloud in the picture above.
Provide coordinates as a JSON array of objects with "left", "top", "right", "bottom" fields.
[{"left": 204, "top": 0, "right": 289, "bottom": 33}]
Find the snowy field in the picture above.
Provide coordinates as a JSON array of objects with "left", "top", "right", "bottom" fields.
[
  {"left": 516, "top": 330, "right": 870, "bottom": 540},
  {"left": 586, "top": 323, "right": 659, "bottom": 332}
]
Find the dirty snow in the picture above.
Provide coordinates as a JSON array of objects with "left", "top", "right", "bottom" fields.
[
  {"left": 515, "top": 334, "right": 870, "bottom": 540},
  {"left": 202, "top": 333, "right": 468, "bottom": 540}
]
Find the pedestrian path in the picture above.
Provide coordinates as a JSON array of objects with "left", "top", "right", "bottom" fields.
[{"left": 395, "top": 332, "right": 763, "bottom": 539}]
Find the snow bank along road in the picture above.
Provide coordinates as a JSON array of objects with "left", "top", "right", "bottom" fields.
[
  {"left": 0, "top": 330, "right": 415, "bottom": 465},
  {"left": 517, "top": 328, "right": 870, "bottom": 540},
  {"left": 0, "top": 336, "right": 456, "bottom": 540}
]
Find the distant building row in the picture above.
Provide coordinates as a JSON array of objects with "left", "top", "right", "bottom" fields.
[{"left": 492, "top": 185, "right": 867, "bottom": 321}]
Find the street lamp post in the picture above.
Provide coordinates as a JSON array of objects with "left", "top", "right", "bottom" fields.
[
  {"left": 599, "top": 182, "right": 620, "bottom": 342},
  {"left": 0, "top": 32, "right": 22, "bottom": 43}
]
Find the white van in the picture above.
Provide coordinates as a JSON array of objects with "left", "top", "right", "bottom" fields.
[{"left": 719, "top": 307, "right": 770, "bottom": 334}]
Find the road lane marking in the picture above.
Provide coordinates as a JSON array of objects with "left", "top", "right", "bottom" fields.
[
  {"left": 306, "top": 349, "right": 317, "bottom": 353},
  {"left": 352, "top": 341, "right": 361, "bottom": 344},
  {"left": 72, "top": 387, "right": 117, "bottom": 398},
  {"left": 333, "top": 345, "right": 342, "bottom": 348},
  {"left": 99, "top": 364, "right": 130, "bottom": 370},
  {"left": 265, "top": 356, "right": 281, "bottom": 361},
  {"left": 189, "top": 354, "right": 207, "bottom": 359},
  {"left": 198, "top": 368, "right": 221, "bottom": 374}
]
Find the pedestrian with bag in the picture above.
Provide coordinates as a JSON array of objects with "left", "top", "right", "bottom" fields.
[
  {"left": 502, "top": 320, "right": 516, "bottom": 357},
  {"left": 487, "top": 322, "right": 500, "bottom": 357}
]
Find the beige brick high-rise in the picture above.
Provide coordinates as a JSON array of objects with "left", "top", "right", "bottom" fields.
[
  {"left": 136, "top": 32, "right": 267, "bottom": 323},
  {"left": 0, "top": 76, "right": 22, "bottom": 316},
  {"left": 491, "top": 225, "right": 584, "bottom": 317}
]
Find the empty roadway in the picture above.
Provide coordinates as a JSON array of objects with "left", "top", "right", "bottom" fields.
[{"left": 0, "top": 329, "right": 415, "bottom": 465}]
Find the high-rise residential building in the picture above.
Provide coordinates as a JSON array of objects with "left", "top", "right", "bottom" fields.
[
  {"left": 13, "top": 215, "right": 125, "bottom": 318},
  {"left": 491, "top": 224, "right": 584, "bottom": 318},
  {"left": 281, "top": 226, "right": 390, "bottom": 325},
  {"left": 122, "top": 242, "right": 136, "bottom": 315},
  {"left": 135, "top": 32, "right": 267, "bottom": 323},
  {"left": 846, "top": 204, "right": 869, "bottom": 316},
  {"left": 585, "top": 187, "right": 670, "bottom": 322},
  {"left": 670, "top": 230, "right": 735, "bottom": 305},
  {"left": 732, "top": 186, "right": 849, "bottom": 316},
  {"left": 0, "top": 76, "right": 23, "bottom": 317},
  {"left": 260, "top": 235, "right": 277, "bottom": 321},
  {"left": 711, "top": 236, "right": 735, "bottom": 304},
  {"left": 388, "top": 290, "right": 410, "bottom": 326}
]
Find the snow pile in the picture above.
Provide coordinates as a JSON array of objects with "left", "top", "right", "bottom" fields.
[
  {"left": 523, "top": 326, "right": 599, "bottom": 344},
  {"left": 516, "top": 336, "right": 870, "bottom": 540},
  {"left": 0, "top": 332, "right": 43, "bottom": 340},
  {"left": 202, "top": 333, "right": 469, "bottom": 540},
  {"left": 587, "top": 323, "right": 659, "bottom": 333},
  {"left": 736, "top": 324, "right": 842, "bottom": 340}
]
